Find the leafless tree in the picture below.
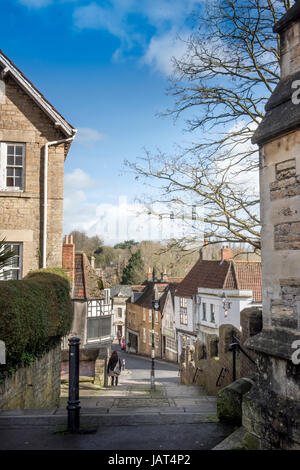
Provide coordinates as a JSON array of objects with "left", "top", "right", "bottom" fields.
[{"left": 126, "top": 0, "right": 294, "bottom": 252}]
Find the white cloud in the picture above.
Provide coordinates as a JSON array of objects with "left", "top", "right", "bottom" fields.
[
  {"left": 142, "top": 30, "right": 189, "bottom": 76},
  {"left": 76, "top": 127, "right": 105, "bottom": 144},
  {"left": 63, "top": 193, "right": 202, "bottom": 245},
  {"left": 65, "top": 168, "right": 96, "bottom": 189},
  {"left": 73, "top": 0, "right": 203, "bottom": 66}
]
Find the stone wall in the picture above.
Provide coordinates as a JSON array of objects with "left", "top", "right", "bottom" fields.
[
  {"left": 180, "top": 308, "right": 263, "bottom": 395},
  {"left": 180, "top": 324, "right": 241, "bottom": 395},
  {"left": 240, "top": 307, "right": 262, "bottom": 378},
  {"left": 0, "top": 75, "right": 67, "bottom": 276},
  {"left": 0, "top": 344, "right": 61, "bottom": 410},
  {"left": 61, "top": 346, "right": 109, "bottom": 387}
]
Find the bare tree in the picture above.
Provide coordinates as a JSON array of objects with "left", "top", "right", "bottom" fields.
[{"left": 126, "top": 0, "right": 294, "bottom": 251}]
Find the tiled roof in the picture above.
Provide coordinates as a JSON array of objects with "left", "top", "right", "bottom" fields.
[
  {"left": 175, "top": 259, "right": 262, "bottom": 303},
  {"left": 232, "top": 261, "right": 262, "bottom": 303},
  {"left": 175, "top": 260, "right": 231, "bottom": 297},
  {"left": 133, "top": 282, "right": 169, "bottom": 309},
  {"left": 73, "top": 253, "right": 104, "bottom": 300}
]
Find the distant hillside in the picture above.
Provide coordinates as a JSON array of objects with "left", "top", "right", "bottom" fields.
[{"left": 68, "top": 232, "right": 260, "bottom": 285}]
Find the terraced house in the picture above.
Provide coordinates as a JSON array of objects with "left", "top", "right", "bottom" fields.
[
  {"left": 175, "top": 247, "right": 262, "bottom": 360},
  {"left": 0, "top": 49, "right": 76, "bottom": 279}
]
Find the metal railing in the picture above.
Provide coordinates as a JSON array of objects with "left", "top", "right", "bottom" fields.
[{"left": 229, "top": 342, "right": 256, "bottom": 382}]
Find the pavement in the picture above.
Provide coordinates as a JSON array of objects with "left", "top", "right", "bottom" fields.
[{"left": 0, "top": 343, "right": 234, "bottom": 450}]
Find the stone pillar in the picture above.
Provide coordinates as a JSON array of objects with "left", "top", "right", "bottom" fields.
[{"left": 244, "top": 2, "right": 300, "bottom": 450}]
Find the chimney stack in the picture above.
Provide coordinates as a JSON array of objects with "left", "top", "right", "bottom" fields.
[
  {"left": 221, "top": 246, "right": 232, "bottom": 261},
  {"left": 147, "top": 266, "right": 152, "bottom": 281},
  {"left": 62, "top": 234, "right": 75, "bottom": 286},
  {"left": 90, "top": 255, "right": 95, "bottom": 269}
]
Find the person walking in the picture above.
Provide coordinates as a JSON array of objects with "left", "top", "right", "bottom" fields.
[
  {"left": 107, "top": 350, "right": 122, "bottom": 386},
  {"left": 117, "top": 330, "right": 121, "bottom": 345}
]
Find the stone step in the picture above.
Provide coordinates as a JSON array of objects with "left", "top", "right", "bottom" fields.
[{"left": 0, "top": 407, "right": 219, "bottom": 428}]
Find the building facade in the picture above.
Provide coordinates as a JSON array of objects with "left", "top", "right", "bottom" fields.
[
  {"left": 110, "top": 285, "right": 133, "bottom": 339},
  {"left": 0, "top": 49, "right": 76, "bottom": 279},
  {"left": 161, "top": 284, "right": 178, "bottom": 362},
  {"left": 126, "top": 281, "right": 168, "bottom": 357},
  {"left": 175, "top": 247, "right": 262, "bottom": 360}
]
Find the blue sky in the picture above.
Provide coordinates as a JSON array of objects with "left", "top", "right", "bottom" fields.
[{"left": 2, "top": 0, "right": 205, "bottom": 244}]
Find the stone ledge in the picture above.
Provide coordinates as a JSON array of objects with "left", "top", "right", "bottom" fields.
[{"left": 245, "top": 328, "right": 300, "bottom": 361}]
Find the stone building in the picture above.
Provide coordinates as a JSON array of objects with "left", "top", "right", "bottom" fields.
[
  {"left": 242, "top": 2, "right": 300, "bottom": 450},
  {"left": 110, "top": 285, "right": 145, "bottom": 340},
  {"left": 161, "top": 283, "right": 178, "bottom": 362},
  {"left": 0, "top": 49, "right": 76, "bottom": 279},
  {"left": 175, "top": 247, "right": 262, "bottom": 361}
]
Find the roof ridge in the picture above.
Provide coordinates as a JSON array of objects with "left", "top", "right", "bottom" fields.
[{"left": 0, "top": 48, "right": 76, "bottom": 137}]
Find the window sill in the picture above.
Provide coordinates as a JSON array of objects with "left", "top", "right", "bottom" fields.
[{"left": 0, "top": 190, "right": 34, "bottom": 198}]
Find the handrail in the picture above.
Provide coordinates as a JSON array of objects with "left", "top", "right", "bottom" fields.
[
  {"left": 216, "top": 367, "right": 229, "bottom": 387},
  {"left": 229, "top": 342, "right": 256, "bottom": 365}
]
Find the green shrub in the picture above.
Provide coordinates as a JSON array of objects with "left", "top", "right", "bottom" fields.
[{"left": 0, "top": 270, "right": 73, "bottom": 381}]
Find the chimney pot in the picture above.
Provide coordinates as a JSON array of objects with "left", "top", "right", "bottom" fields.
[{"left": 221, "top": 246, "right": 232, "bottom": 261}]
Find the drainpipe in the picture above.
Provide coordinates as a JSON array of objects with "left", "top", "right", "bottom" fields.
[{"left": 43, "top": 133, "right": 76, "bottom": 268}]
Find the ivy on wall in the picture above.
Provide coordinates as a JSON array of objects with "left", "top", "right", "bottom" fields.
[{"left": 0, "top": 269, "right": 73, "bottom": 381}]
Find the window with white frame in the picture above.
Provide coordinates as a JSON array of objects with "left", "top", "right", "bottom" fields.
[
  {"left": 0, "top": 143, "right": 25, "bottom": 191},
  {"left": 103, "top": 288, "right": 110, "bottom": 305},
  {"left": 202, "top": 303, "right": 207, "bottom": 321},
  {"left": 143, "top": 327, "right": 146, "bottom": 343},
  {"left": 210, "top": 304, "right": 215, "bottom": 323},
  {"left": 143, "top": 308, "right": 146, "bottom": 321},
  {"left": 149, "top": 309, "right": 152, "bottom": 323},
  {"left": 180, "top": 297, "right": 188, "bottom": 325},
  {"left": 87, "top": 299, "right": 111, "bottom": 341},
  {"left": 117, "top": 307, "right": 122, "bottom": 318},
  {"left": 0, "top": 243, "right": 22, "bottom": 280}
]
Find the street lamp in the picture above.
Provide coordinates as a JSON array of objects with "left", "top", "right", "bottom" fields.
[{"left": 221, "top": 291, "right": 231, "bottom": 317}]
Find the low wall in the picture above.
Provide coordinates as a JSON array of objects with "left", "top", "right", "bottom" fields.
[
  {"left": 180, "top": 324, "right": 241, "bottom": 395},
  {"left": 0, "top": 344, "right": 61, "bottom": 411},
  {"left": 61, "top": 346, "right": 109, "bottom": 386},
  {"left": 180, "top": 308, "right": 263, "bottom": 396}
]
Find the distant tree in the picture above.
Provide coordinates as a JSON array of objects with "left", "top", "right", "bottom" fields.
[
  {"left": 114, "top": 240, "right": 139, "bottom": 251},
  {"left": 70, "top": 231, "right": 103, "bottom": 256},
  {"left": 121, "top": 249, "right": 145, "bottom": 285}
]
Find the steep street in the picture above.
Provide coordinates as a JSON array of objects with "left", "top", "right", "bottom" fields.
[{"left": 0, "top": 346, "right": 234, "bottom": 450}]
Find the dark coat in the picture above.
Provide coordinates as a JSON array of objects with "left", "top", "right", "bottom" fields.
[{"left": 107, "top": 355, "right": 121, "bottom": 375}]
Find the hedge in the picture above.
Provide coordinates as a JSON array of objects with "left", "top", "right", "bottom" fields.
[{"left": 0, "top": 269, "right": 73, "bottom": 381}]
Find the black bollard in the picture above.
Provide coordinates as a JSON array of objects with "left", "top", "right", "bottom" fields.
[{"left": 67, "top": 337, "right": 81, "bottom": 433}]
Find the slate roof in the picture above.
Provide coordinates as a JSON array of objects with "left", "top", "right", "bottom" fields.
[
  {"left": 175, "top": 259, "right": 261, "bottom": 303},
  {"left": 132, "top": 282, "right": 169, "bottom": 309},
  {"left": 0, "top": 49, "right": 76, "bottom": 140},
  {"left": 110, "top": 285, "right": 132, "bottom": 298},
  {"left": 73, "top": 253, "right": 104, "bottom": 300}
]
